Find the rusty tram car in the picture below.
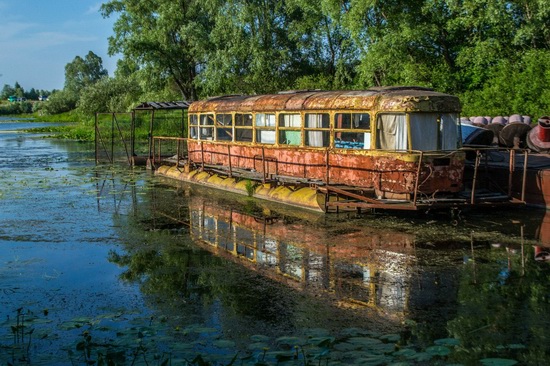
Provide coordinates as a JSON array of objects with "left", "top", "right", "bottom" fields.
[{"left": 154, "top": 87, "right": 524, "bottom": 212}]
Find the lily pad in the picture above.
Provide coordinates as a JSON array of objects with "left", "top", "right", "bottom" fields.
[
  {"left": 353, "top": 354, "right": 389, "bottom": 365},
  {"left": 426, "top": 345, "right": 451, "bottom": 356},
  {"left": 250, "top": 334, "right": 270, "bottom": 342},
  {"left": 434, "top": 338, "right": 460, "bottom": 347},
  {"left": 248, "top": 342, "right": 269, "bottom": 351},
  {"left": 480, "top": 358, "right": 518, "bottom": 366},
  {"left": 347, "top": 337, "right": 383, "bottom": 349},
  {"left": 275, "top": 336, "right": 305, "bottom": 348},
  {"left": 333, "top": 342, "right": 360, "bottom": 352},
  {"left": 213, "top": 339, "right": 236, "bottom": 348},
  {"left": 393, "top": 348, "right": 416, "bottom": 357},
  {"left": 379, "top": 333, "right": 401, "bottom": 343}
]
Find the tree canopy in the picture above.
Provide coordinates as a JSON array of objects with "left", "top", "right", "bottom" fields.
[
  {"left": 64, "top": 51, "right": 108, "bottom": 95},
  {"left": 44, "top": 0, "right": 548, "bottom": 118}
]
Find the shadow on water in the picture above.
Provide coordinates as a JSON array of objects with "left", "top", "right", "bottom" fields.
[{"left": 1, "top": 127, "right": 550, "bottom": 364}]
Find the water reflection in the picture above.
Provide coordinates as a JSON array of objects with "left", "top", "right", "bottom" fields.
[
  {"left": 187, "top": 194, "right": 416, "bottom": 316},
  {"left": 98, "top": 173, "right": 550, "bottom": 364}
]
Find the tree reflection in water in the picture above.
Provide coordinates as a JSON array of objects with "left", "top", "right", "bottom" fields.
[{"left": 104, "top": 177, "right": 550, "bottom": 365}]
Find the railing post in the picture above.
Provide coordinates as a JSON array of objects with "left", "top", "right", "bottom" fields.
[
  {"left": 413, "top": 151, "right": 423, "bottom": 205},
  {"left": 227, "top": 144, "right": 233, "bottom": 177},
  {"left": 176, "top": 138, "right": 181, "bottom": 167},
  {"left": 262, "top": 146, "right": 267, "bottom": 183},
  {"left": 471, "top": 150, "right": 481, "bottom": 205},
  {"left": 199, "top": 141, "right": 205, "bottom": 171},
  {"left": 521, "top": 149, "right": 528, "bottom": 202},
  {"left": 508, "top": 149, "right": 515, "bottom": 197},
  {"left": 325, "top": 149, "right": 330, "bottom": 185},
  {"left": 152, "top": 138, "right": 156, "bottom": 167}
]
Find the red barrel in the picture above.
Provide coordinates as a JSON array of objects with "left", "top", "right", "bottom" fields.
[{"left": 539, "top": 117, "right": 550, "bottom": 142}]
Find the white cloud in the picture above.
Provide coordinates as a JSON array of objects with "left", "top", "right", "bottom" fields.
[{"left": 0, "top": 21, "right": 37, "bottom": 41}]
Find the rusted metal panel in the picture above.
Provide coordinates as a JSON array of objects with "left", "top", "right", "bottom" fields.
[
  {"left": 189, "top": 88, "right": 461, "bottom": 114},
  {"left": 188, "top": 140, "right": 464, "bottom": 195}
]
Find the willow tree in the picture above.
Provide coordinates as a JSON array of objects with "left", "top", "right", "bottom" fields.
[{"left": 101, "top": 0, "right": 214, "bottom": 100}]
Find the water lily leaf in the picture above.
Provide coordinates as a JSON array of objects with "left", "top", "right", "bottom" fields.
[
  {"left": 192, "top": 327, "right": 217, "bottom": 334},
  {"left": 410, "top": 352, "right": 432, "bottom": 362},
  {"left": 333, "top": 342, "right": 359, "bottom": 352},
  {"left": 506, "top": 344, "right": 526, "bottom": 350},
  {"left": 347, "top": 337, "right": 383, "bottom": 349},
  {"left": 434, "top": 338, "right": 460, "bottom": 347},
  {"left": 480, "top": 358, "right": 518, "bottom": 366},
  {"left": 353, "top": 354, "right": 388, "bottom": 365},
  {"left": 379, "top": 333, "right": 401, "bottom": 343},
  {"left": 341, "top": 328, "right": 367, "bottom": 337},
  {"left": 213, "top": 339, "right": 236, "bottom": 348},
  {"left": 250, "top": 334, "right": 270, "bottom": 342},
  {"left": 309, "top": 336, "right": 335, "bottom": 347},
  {"left": 247, "top": 342, "right": 269, "bottom": 351},
  {"left": 426, "top": 345, "right": 451, "bottom": 356},
  {"left": 303, "top": 328, "right": 330, "bottom": 337},
  {"left": 393, "top": 348, "right": 416, "bottom": 357},
  {"left": 275, "top": 336, "right": 305, "bottom": 347}
]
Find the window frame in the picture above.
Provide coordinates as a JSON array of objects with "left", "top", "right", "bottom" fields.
[
  {"left": 333, "top": 112, "right": 372, "bottom": 150},
  {"left": 278, "top": 113, "right": 302, "bottom": 146}
]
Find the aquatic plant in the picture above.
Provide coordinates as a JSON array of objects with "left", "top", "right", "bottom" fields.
[{"left": 244, "top": 179, "right": 256, "bottom": 197}]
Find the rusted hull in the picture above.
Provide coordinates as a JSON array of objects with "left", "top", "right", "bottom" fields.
[{"left": 187, "top": 141, "right": 465, "bottom": 196}]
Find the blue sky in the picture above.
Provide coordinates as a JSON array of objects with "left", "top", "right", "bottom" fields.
[{"left": 0, "top": 0, "right": 118, "bottom": 91}]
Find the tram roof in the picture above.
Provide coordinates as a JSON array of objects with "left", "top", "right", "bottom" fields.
[
  {"left": 133, "top": 101, "right": 191, "bottom": 110},
  {"left": 188, "top": 87, "right": 461, "bottom": 114}
]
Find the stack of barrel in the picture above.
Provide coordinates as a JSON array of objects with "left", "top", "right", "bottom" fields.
[{"left": 461, "top": 114, "right": 550, "bottom": 152}]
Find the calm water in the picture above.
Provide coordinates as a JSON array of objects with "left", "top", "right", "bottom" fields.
[{"left": 1, "top": 121, "right": 550, "bottom": 365}]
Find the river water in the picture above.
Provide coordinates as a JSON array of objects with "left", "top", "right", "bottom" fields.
[{"left": 1, "top": 120, "right": 549, "bottom": 365}]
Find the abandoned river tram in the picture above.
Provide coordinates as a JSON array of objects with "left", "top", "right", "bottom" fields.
[{"left": 150, "top": 87, "right": 527, "bottom": 213}]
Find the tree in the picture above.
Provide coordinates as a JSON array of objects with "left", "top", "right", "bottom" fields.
[
  {"left": 101, "top": 0, "right": 213, "bottom": 100},
  {"left": 1, "top": 84, "right": 15, "bottom": 99},
  {"left": 64, "top": 51, "right": 108, "bottom": 96},
  {"left": 78, "top": 76, "right": 143, "bottom": 116}
]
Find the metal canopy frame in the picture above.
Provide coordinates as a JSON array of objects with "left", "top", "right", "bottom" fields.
[{"left": 95, "top": 101, "right": 191, "bottom": 166}]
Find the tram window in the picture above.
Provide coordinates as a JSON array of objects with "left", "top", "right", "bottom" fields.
[
  {"left": 376, "top": 114, "right": 407, "bottom": 150},
  {"left": 199, "top": 114, "right": 214, "bottom": 140},
  {"left": 216, "top": 114, "right": 233, "bottom": 141},
  {"left": 279, "top": 114, "right": 302, "bottom": 146},
  {"left": 255, "top": 113, "right": 276, "bottom": 144},
  {"left": 235, "top": 113, "right": 253, "bottom": 142},
  {"left": 256, "top": 113, "right": 276, "bottom": 127},
  {"left": 235, "top": 113, "right": 252, "bottom": 126},
  {"left": 334, "top": 113, "right": 371, "bottom": 149},
  {"left": 189, "top": 114, "right": 199, "bottom": 139},
  {"left": 409, "top": 113, "right": 438, "bottom": 150},
  {"left": 305, "top": 113, "right": 330, "bottom": 147}
]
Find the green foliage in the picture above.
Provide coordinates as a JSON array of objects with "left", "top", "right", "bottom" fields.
[
  {"left": 460, "top": 49, "right": 550, "bottom": 117},
  {"left": 101, "top": 0, "right": 210, "bottom": 100},
  {"left": 64, "top": 51, "right": 108, "bottom": 96},
  {"left": 41, "top": 90, "right": 78, "bottom": 115},
  {"left": 77, "top": 76, "right": 143, "bottom": 116},
  {"left": 0, "top": 101, "right": 33, "bottom": 115},
  {"left": 7, "top": 0, "right": 550, "bottom": 120}
]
